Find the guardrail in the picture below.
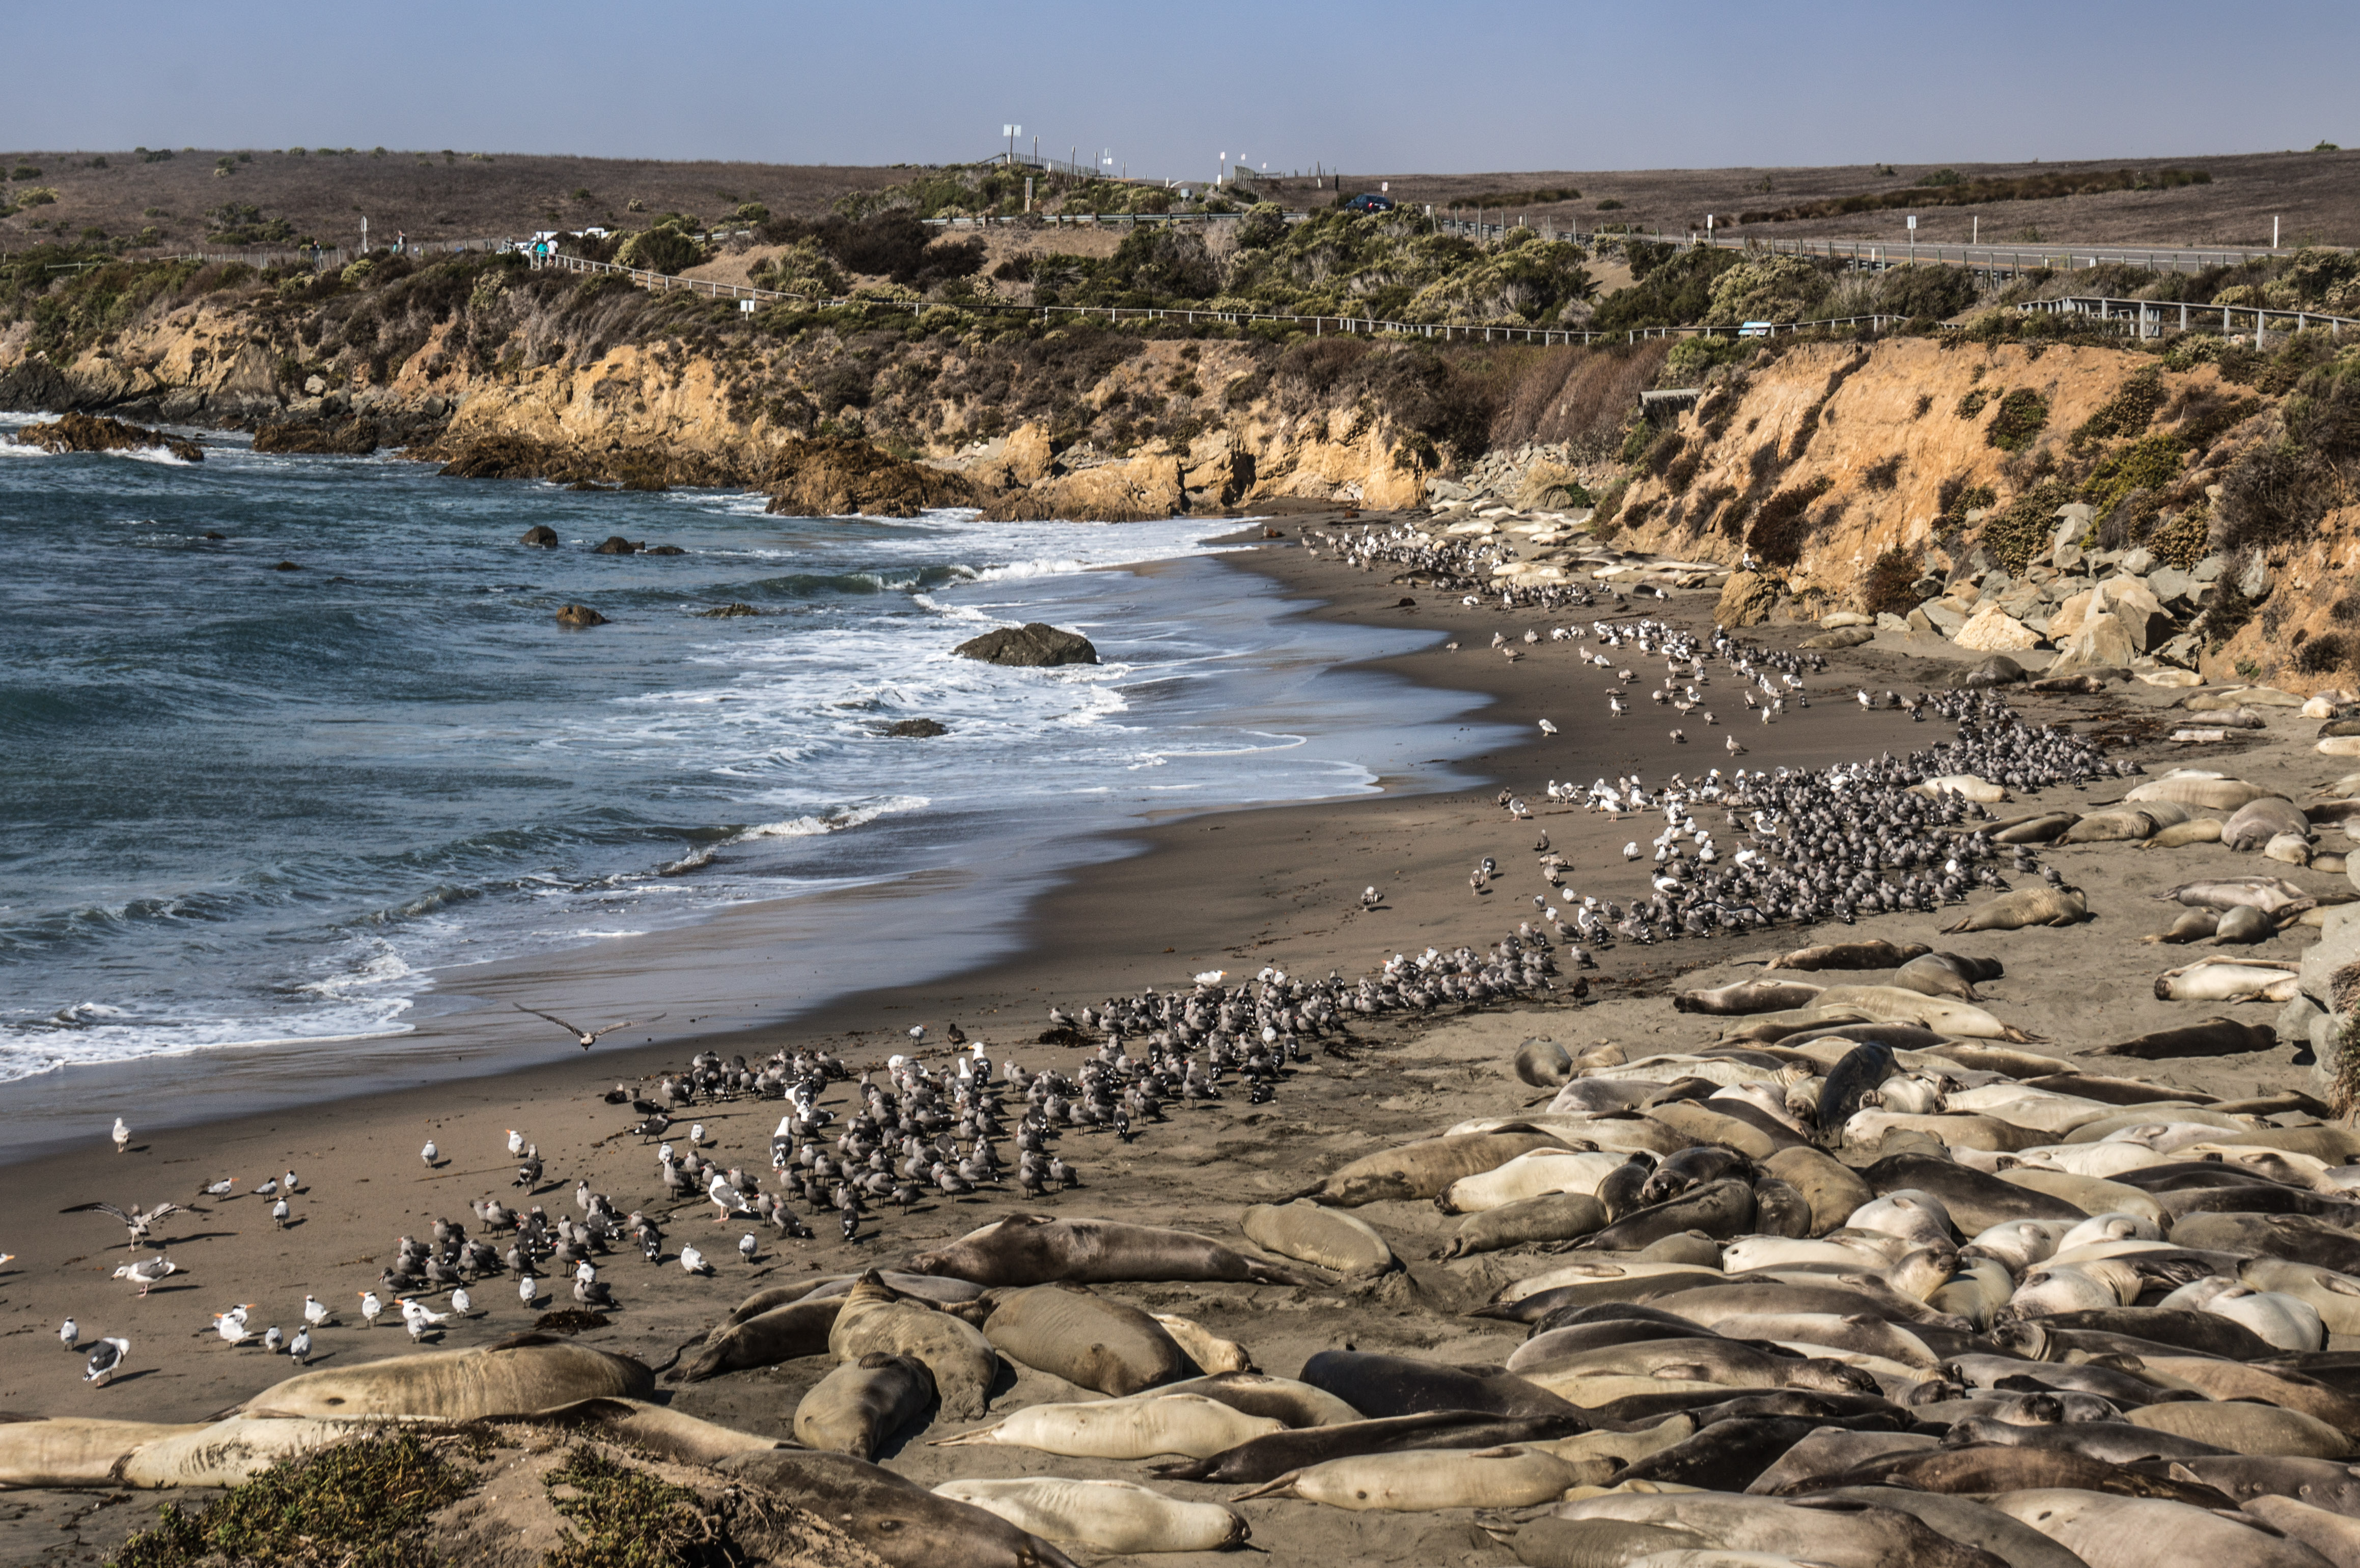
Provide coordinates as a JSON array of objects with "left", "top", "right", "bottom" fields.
[
  {"left": 534, "top": 250, "right": 1911, "bottom": 345},
  {"left": 2015, "top": 294, "right": 2355, "bottom": 341}
]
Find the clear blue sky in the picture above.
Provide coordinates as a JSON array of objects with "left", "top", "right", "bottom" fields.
[{"left": 9, "top": 0, "right": 2352, "bottom": 176}]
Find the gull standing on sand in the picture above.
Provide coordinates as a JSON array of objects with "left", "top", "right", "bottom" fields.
[
  {"left": 113, "top": 1117, "right": 132, "bottom": 1154},
  {"left": 84, "top": 1338, "right": 129, "bottom": 1386},
  {"left": 114, "top": 1257, "right": 176, "bottom": 1296},
  {"left": 679, "top": 1245, "right": 711, "bottom": 1275},
  {"left": 507, "top": 1130, "right": 526, "bottom": 1157},
  {"left": 288, "top": 1327, "right": 311, "bottom": 1365},
  {"left": 359, "top": 1290, "right": 384, "bottom": 1329},
  {"left": 272, "top": 1197, "right": 291, "bottom": 1228},
  {"left": 200, "top": 1177, "right": 235, "bottom": 1198},
  {"left": 518, "top": 1272, "right": 539, "bottom": 1307},
  {"left": 451, "top": 1286, "right": 473, "bottom": 1317},
  {"left": 514, "top": 1004, "right": 663, "bottom": 1051},
  {"left": 421, "top": 1140, "right": 438, "bottom": 1168},
  {"left": 262, "top": 1326, "right": 284, "bottom": 1354},
  {"left": 1538, "top": 719, "right": 1558, "bottom": 736},
  {"left": 738, "top": 1233, "right": 758, "bottom": 1264},
  {"left": 60, "top": 1317, "right": 77, "bottom": 1351}
]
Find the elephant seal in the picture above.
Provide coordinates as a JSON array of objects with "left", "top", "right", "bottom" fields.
[
  {"left": 1761, "top": 1146, "right": 1875, "bottom": 1236},
  {"left": 1297, "top": 1350, "right": 1585, "bottom": 1422},
  {"left": 2153, "top": 908, "right": 2223, "bottom": 942},
  {"left": 2154, "top": 958, "right": 2301, "bottom": 1002},
  {"left": 1676, "top": 978, "right": 1827, "bottom": 1015},
  {"left": 1645, "top": 1100, "right": 1799, "bottom": 1158},
  {"left": 2242, "top": 1496, "right": 2360, "bottom": 1568},
  {"left": 1793, "top": 1444, "right": 2237, "bottom": 1508},
  {"left": 828, "top": 1273, "right": 999, "bottom": 1420},
  {"left": 1770, "top": 938, "right": 1931, "bottom": 972},
  {"left": 2128, "top": 774, "right": 2279, "bottom": 811},
  {"left": 524, "top": 1397, "right": 784, "bottom": 1465},
  {"left": 682, "top": 1297, "right": 844, "bottom": 1383},
  {"left": 718, "top": 1448, "right": 1080, "bottom": 1568},
  {"left": 1895, "top": 952, "right": 2005, "bottom": 1001},
  {"left": 1242, "top": 1200, "right": 1396, "bottom": 1274},
  {"left": 794, "top": 1352, "right": 935, "bottom": 1460},
  {"left": 1440, "top": 1191, "right": 1608, "bottom": 1258},
  {"left": 2006, "top": 1305, "right": 2276, "bottom": 1359},
  {"left": 1596, "top": 1154, "right": 1661, "bottom": 1221},
  {"left": 1990, "top": 811, "right": 2081, "bottom": 844},
  {"left": 2128, "top": 1399, "right": 2350, "bottom": 1458},
  {"left": 2162, "top": 875, "right": 2314, "bottom": 912},
  {"left": 1751, "top": 1176, "right": 1815, "bottom": 1238},
  {"left": 1943, "top": 886, "right": 2090, "bottom": 933},
  {"left": 2095, "top": 1023, "right": 2275, "bottom": 1056},
  {"left": 907, "top": 1214, "right": 1311, "bottom": 1287},
  {"left": 2146, "top": 818, "right": 2226, "bottom": 850},
  {"left": 933, "top": 1478, "right": 1246, "bottom": 1555},
  {"left": 1743, "top": 1429, "right": 1939, "bottom": 1496},
  {"left": 1150, "top": 1314, "right": 1252, "bottom": 1375},
  {"left": 1515, "top": 1036, "right": 1573, "bottom": 1087},
  {"left": 1987, "top": 1488, "right": 2335, "bottom": 1568},
  {"left": 2212, "top": 904, "right": 2279, "bottom": 943},
  {"left": 0, "top": 1416, "right": 369, "bottom": 1491},
  {"left": 1575, "top": 1178, "right": 1756, "bottom": 1251},
  {"left": 2140, "top": 1453, "right": 2360, "bottom": 1514},
  {"left": 1548, "top": 1491, "right": 2017, "bottom": 1568},
  {"left": 1808, "top": 1487, "right": 2090, "bottom": 1568},
  {"left": 1152, "top": 1371, "right": 1361, "bottom": 1428},
  {"left": 0, "top": 1417, "right": 209, "bottom": 1489},
  {"left": 1615, "top": 1415, "right": 1867, "bottom": 1492},
  {"left": 239, "top": 1334, "right": 652, "bottom": 1419},
  {"left": 1816, "top": 1042, "right": 1896, "bottom": 1145},
  {"left": 2225, "top": 795, "right": 2309, "bottom": 850},
  {"left": 1149, "top": 1409, "right": 1591, "bottom": 1485},
  {"left": 1442, "top": 1149, "right": 1631, "bottom": 1213},
  {"left": 981, "top": 1283, "right": 1192, "bottom": 1396},
  {"left": 1235, "top": 1444, "right": 1601, "bottom": 1510},
  {"left": 934, "top": 1394, "right": 1283, "bottom": 1460},
  {"left": 1290, "top": 1128, "right": 1567, "bottom": 1206},
  {"left": 718, "top": 1272, "right": 987, "bottom": 1329},
  {"left": 1640, "top": 1146, "right": 1755, "bottom": 1206},
  {"left": 1861, "top": 1153, "right": 2085, "bottom": 1233}
]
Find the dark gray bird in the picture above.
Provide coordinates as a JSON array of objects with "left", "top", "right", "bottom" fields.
[{"left": 84, "top": 1337, "right": 129, "bottom": 1386}]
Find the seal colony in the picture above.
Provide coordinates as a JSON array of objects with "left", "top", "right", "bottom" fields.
[{"left": 12, "top": 517, "right": 2360, "bottom": 1566}]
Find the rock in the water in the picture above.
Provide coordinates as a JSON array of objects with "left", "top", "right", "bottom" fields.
[
  {"left": 15, "top": 412, "right": 203, "bottom": 463},
  {"left": 519, "top": 525, "right": 560, "bottom": 547},
  {"left": 645, "top": 544, "right": 685, "bottom": 556},
  {"left": 954, "top": 623, "right": 1100, "bottom": 668},
  {"left": 1715, "top": 571, "right": 1779, "bottom": 629},
  {"left": 886, "top": 718, "right": 949, "bottom": 738},
  {"left": 556, "top": 603, "right": 608, "bottom": 627},
  {"left": 697, "top": 602, "right": 760, "bottom": 618},
  {"left": 592, "top": 536, "right": 641, "bottom": 555},
  {"left": 271, "top": 560, "right": 302, "bottom": 572},
  {"left": 764, "top": 436, "right": 980, "bottom": 519},
  {"left": 253, "top": 416, "right": 379, "bottom": 455}
]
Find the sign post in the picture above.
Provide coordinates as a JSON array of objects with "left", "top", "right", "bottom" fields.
[{"left": 1907, "top": 213, "right": 1917, "bottom": 263}]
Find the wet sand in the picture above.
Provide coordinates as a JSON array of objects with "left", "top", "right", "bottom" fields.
[{"left": 2, "top": 513, "right": 2341, "bottom": 1562}]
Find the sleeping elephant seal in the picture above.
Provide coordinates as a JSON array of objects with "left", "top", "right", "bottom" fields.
[
  {"left": 0, "top": 1417, "right": 209, "bottom": 1489},
  {"left": 1151, "top": 1371, "right": 1361, "bottom": 1429},
  {"left": 1816, "top": 1042, "right": 1896, "bottom": 1145},
  {"left": 1547, "top": 1490, "right": 2020, "bottom": 1568},
  {"left": 1242, "top": 1200, "right": 1396, "bottom": 1275},
  {"left": 681, "top": 1296, "right": 843, "bottom": 1383},
  {"left": 239, "top": 1333, "right": 653, "bottom": 1419},
  {"left": 1675, "top": 978, "right": 1827, "bottom": 1015},
  {"left": 1439, "top": 1192, "right": 1607, "bottom": 1258},
  {"left": 521, "top": 1397, "right": 783, "bottom": 1465},
  {"left": 1289, "top": 1127, "right": 1568, "bottom": 1207},
  {"left": 1154, "top": 1410, "right": 1592, "bottom": 1487},
  {"left": 715, "top": 1272, "right": 986, "bottom": 1331},
  {"left": 981, "top": 1282, "right": 1193, "bottom": 1396},
  {"left": 1150, "top": 1315, "right": 1252, "bottom": 1375},
  {"left": 1943, "top": 886, "right": 2090, "bottom": 933},
  {"left": 1986, "top": 1488, "right": 2337, "bottom": 1568},
  {"left": 794, "top": 1353, "right": 935, "bottom": 1460},
  {"left": 2091, "top": 1017, "right": 2278, "bottom": 1059},
  {"left": 718, "top": 1448, "right": 1081, "bottom": 1568},
  {"left": 0, "top": 1415, "right": 369, "bottom": 1491},
  {"left": 1232, "top": 1444, "right": 1600, "bottom": 1510},
  {"left": 1515, "top": 1036, "right": 1574, "bottom": 1087},
  {"left": 1894, "top": 952, "right": 2004, "bottom": 1002},
  {"left": 907, "top": 1214, "right": 1312, "bottom": 1287},
  {"left": 1575, "top": 1178, "right": 1755, "bottom": 1252},
  {"left": 828, "top": 1273, "right": 999, "bottom": 1420},
  {"left": 933, "top": 1478, "right": 1247, "bottom": 1556},
  {"left": 1297, "top": 1350, "right": 1584, "bottom": 1422},
  {"left": 1770, "top": 938, "right": 1931, "bottom": 971},
  {"left": 1861, "top": 1152, "right": 2084, "bottom": 1234},
  {"left": 1761, "top": 1146, "right": 1875, "bottom": 1236}
]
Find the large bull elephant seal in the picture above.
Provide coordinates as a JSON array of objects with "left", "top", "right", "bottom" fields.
[
  {"left": 239, "top": 1333, "right": 653, "bottom": 1419},
  {"left": 718, "top": 1448, "right": 1081, "bottom": 1568},
  {"left": 828, "top": 1274, "right": 999, "bottom": 1421},
  {"left": 795, "top": 1354, "right": 937, "bottom": 1460},
  {"left": 981, "top": 1283, "right": 1194, "bottom": 1396},
  {"left": 682, "top": 1297, "right": 843, "bottom": 1383},
  {"left": 906, "top": 1214, "right": 1311, "bottom": 1287}
]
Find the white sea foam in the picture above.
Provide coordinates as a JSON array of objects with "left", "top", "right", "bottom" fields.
[{"left": 732, "top": 795, "right": 930, "bottom": 843}]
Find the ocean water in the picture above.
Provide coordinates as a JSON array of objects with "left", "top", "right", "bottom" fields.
[{"left": 0, "top": 419, "right": 1496, "bottom": 1096}]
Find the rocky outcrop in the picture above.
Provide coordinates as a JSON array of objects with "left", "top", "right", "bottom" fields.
[
  {"left": 954, "top": 623, "right": 1099, "bottom": 667},
  {"left": 253, "top": 416, "right": 379, "bottom": 455},
  {"left": 980, "top": 450, "right": 1182, "bottom": 523},
  {"left": 763, "top": 436, "right": 981, "bottom": 518},
  {"left": 13, "top": 413, "right": 202, "bottom": 462},
  {"left": 520, "top": 525, "right": 560, "bottom": 546},
  {"left": 697, "top": 602, "right": 760, "bottom": 618},
  {"left": 885, "top": 718, "right": 949, "bottom": 737},
  {"left": 554, "top": 603, "right": 608, "bottom": 627},
  {"left": 1714, "top": 570, "right": 1778, "bottom": 629}
]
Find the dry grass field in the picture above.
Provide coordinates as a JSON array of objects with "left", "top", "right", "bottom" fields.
[{"left": 2, "top": 143, "right": 2354, "bottom": 256}]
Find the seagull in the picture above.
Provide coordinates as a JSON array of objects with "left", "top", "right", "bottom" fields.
[
  {"left": 1359, "top": 886, "right": 1380, "bottom": 909},
  {"left": 1726, "top": 737, "right": 1747, "bottom": 755},
  {"left": 214, "top": 1308, "right": 257, "bottom": 1346},
  {"left": 303, "top": 1294, "right": 331, "bottom": 1328},
  {"left": 1670, "top": 729, "right": 1685, "bottom": 743},
  {"left": 514, "top": 1004, "right": 663, "bottom": 1051},
  {"left": 84, "top": 1338, "right": 129, "bottom": 1386},
  {"left": 451, "top": 1286, "right": 473, "bottom": 1316},
  {"left": 679, "top": 1245, "right": 712, "bottom": 1276},
  {"left": 421, "top": 1140, "right": 438, "bottom": 1167},
  {"left": 1193, "top": 969, "right": 1225, "bottom": 986},
  {"left": 114, "top": 1256, "right": 177, "bottom": 1296},
  {"left": 288, "top": 1327, "right": 312, "bottom": 1364},
  {"left": 507, "top": 1129, "right": 526, "bottom": 1157},
  {"left": 358, "top": 1290, "right": 384, "bottom": 1329},
  {"left": 199, "top": 1178, "right": 236, "bottom": 1198},
  {"left": 272, "top": 1198, "right": 291, "bottom": 1228},
  {"left": 1538, "top": 718, "right": 1558, "bottom": 736},
  {"left": 1623, "top": 842, "right": 1641, "bottom": 860},
  {"left": 401, "top": 1299, "right": 448, "bottom": 1341},
  {"left": 262, "top": 1326, "right": 285, "bottom": 1355},
  {"left": 73, "top": 1201, "right": 182, "bottom": 1249},
  {"left": 112, "top": 1117, "right": 133, "bottom": 1154},
  {"left": 60, "top": 1317, "right": 78, "bottom": 1352},
  {"left": 738, "top": 1233, "right": 758, "bottom": 1264},
  {"left": 688, "top": 1123, "right": 707, "bottom": 1146},
  {"left": 518, "top": 1273, "right": 539, "bottom": 1306}
]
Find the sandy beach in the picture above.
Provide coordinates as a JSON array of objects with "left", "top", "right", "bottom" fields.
[{"left": 3, "top": 511, "right": 2346, "bottom": 1563}]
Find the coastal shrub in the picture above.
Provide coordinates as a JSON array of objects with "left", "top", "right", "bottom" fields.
[
  {"left": 2298, "top": 632, "right": 2352, "bottom": 674},
  {"left": 2166, "top": 384, "right": 2262, "bottom": 452},
  {"left": 2071, "top": 365, "right": 2164, "bottom": 446},
  {"left": 1862, "top": 549, "right": 1923, "bottom": 617},
  {"left": 544, "top": 1446, "right": 726, "bottom": 1568},
  {"left": 1875, "top": 263, "right": 1979, "bottom": 321},
  {"left": 15, "top": 184, "right": 58, "bottom": 206},
  {"left": 1642, "top": 429, "right": 1685, "bottom": 478},
  {"left": 1746, "top": 474, "right": 1836, "bottom": 567},
  {"left": 1237, "top": 201, "right": 1287, "bottom": 249},
  {"left": 2083, "top": 432, "right": 2186, "bottom": 516},
  {"left": 1735, "top": 165, "right": 2209, "bottom": 227},
  {"left": 615, "top": 226, "right": 703, "bottom": 275},
  {"left": 1701, "top": 255, "right": 1833, "bottom": 326},
  {"left": 2212, "top": 438, "right": 2334, "bottom": 553},
  {"left": 1956, "top": 387, "right": 1995, "bottom": 421},
  {"left": 1663, "top": 334, "right": 1750, "bottom": 382},
  {"left": 113, "top": 1431, "right": 469, "bottom": 1568},
  {"left": 1590, "top": 246, "right": 1744, "bottom": 332},
  {"left": 2331, "top": 587, "right": 2360, "bottom": 624},
  {"left": 2198, "top": 562, "right": 2259, "bottom": 646},
  {"left": 2149, "top": 500, "right": 2210, "bottom": 568},
  {"left": 1986, "top": 388, "right": 2049, "bottom": 451},
  {"left": 1664, "top": 446, "right": 1702, "bottom": 494},
  {"left": 1862, "top": 454, "right": 1902, "bottom": 491}
]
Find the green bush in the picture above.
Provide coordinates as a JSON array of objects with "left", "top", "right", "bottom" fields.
[
  {"left": 113, "top": 1432, "right": 469, "bottom": 1568},
  {"left": 9, "top": 164, "right": 40, "bottom": 180},
  {"left": 1987, "top": 388, "right": 2049, "bottom": 451},
  {"left": 2071, "top": 365, "right": 2164, "bottom": 446},
  {"left": 615, "top": 226, "right": 704, "bottom": 275},
  {"left": 1980, "top": 480, "right": 2070, "bottom": 573},
  {"left": 1875, "top": 263, "right": 1979, "bottom": 320},
  {"left": 1862, "top": 548, "right": 1924, "bottom": 615},
  {"left": 2083, "top": 432, "right": 2186, "bottom": 515},
  {"left": 1701, "top": 254, "right": 1833, "bottom": 325},
  {"left": 16, "top": 184, "right": 57, "bottom": 206}
]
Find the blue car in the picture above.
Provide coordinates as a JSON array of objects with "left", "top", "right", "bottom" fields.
[{"left": 1344, "top": 192, "right": 1396, "bottom": 214}]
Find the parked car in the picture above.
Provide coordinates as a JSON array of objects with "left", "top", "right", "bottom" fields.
[{"left": 1344, "top": 192, "right": 1396, "bottom": 214}]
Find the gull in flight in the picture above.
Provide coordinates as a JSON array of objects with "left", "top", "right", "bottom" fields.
[
  {"left": 515, "top": 1005, "right": 664, "bottom": 1050},
  {"left": 71, "top": 1201, "right": 183, "bottom": 1249}
]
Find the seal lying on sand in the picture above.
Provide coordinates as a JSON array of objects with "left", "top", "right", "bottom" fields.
[{"left": 908, "top": 1215, "right": 1312, "bottom": 1287}]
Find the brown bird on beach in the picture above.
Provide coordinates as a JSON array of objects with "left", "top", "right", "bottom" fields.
[{"left": 515, "top": 1004, "right": 664, "bottom": 1050}]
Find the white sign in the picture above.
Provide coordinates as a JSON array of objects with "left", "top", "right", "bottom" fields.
[{"left": 1907, "top": 215, "right": 1918, "bottom": 230}]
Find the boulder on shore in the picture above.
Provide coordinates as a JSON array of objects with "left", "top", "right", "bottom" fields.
[
  {"left": 14, "top": 412, "right": 203, "bottom": 463},
  {"left": 954, "top": 623, "right": 1099, "bottom": 668},
  {"left": 1714, "top": 570, "right": 1778, "bottom": 629},
  {"left": 253, "top": 416, "right": 379, "bottom": 456},
  {"left": 764, "top": 436, "right": 980, "bottom": 519},
  {"left": 555, "top": 603, "right": 608, "bottom": 628}
]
